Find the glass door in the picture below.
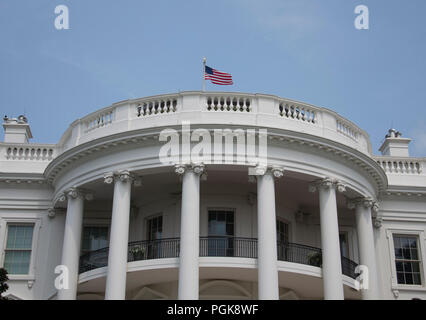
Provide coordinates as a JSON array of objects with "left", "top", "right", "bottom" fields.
[
  {"left": 147, "top": 215, "right": 163, "bottom": 259},
  {"left": 208, "top": 210, "right": 234, "bottom": 257}
]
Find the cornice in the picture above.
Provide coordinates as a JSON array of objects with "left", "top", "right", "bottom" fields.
[
  {"left": 43, "top": 124, "right": 388, "bottom": 195},
  {"left": 0, "top": 173, "right": 48, "bottom": 185}
]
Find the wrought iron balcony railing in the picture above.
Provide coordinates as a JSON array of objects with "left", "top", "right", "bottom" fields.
[{"left": 79, "top": 237, "right": 359, "bottom": 279}]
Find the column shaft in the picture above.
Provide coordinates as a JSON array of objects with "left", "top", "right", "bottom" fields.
[
  {"left": 355, "top": 203, "right": 380, "bottom": 299},
  {"left": 257, "top": 172, "right": 279, "bottom": 300},
  {"left": 318, "top": 185, "right": 344, "bottom": 300},
  {"left": 105, "top": 177, "right": 132, "bottom": 300},
  {"left": 57, "top": 193, "right": 84, "bottom": 300},
  {"left": 178, "top": 170, "right": 200, "bottom": 300}
]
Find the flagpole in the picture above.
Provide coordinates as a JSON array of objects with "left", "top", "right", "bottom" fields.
[{"left": 202, "top": 57, "right": 206, "bottom": 92}]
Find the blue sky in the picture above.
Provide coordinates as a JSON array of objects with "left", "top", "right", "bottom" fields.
[{"left": 0, "top": 0, "right": 425, "bottom": 156}]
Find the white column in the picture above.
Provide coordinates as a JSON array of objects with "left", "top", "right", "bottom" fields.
[
  {"left": 57, "top": 188, "right": 88, "bottom": 300},
  {"left": 104, "top": 170, "right": 133, "bottom": 300},
  {"left": 255, "top": 166, "right": 283, "bottom": 300},
  {"left": 176, "top": 163, "right": 204, "bottom": 300},
  {"left": 351, "top": 198, "right": 380, "bottom": 299},
  {"left": 310, "top": 178, "right": 345, "bottom": 300}
]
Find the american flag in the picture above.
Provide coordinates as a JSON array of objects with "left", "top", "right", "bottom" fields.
[{"left": 204, "top": 65, "right": 233, "bottom": 85}]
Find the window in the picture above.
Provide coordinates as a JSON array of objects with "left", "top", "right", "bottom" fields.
[
  {"left": 3, "top": 224, "right": 34, "bottom": 275},
  {"left": 393, "top": 235, "right": 422, "bottom": 285},
  {"left": 82, "top": 226, "right": 109, "bottom": 254},
  {"left": 276, "top": 220, "right": 289, "bottom": 244},
  {"left": 208, "top": 210, "right": 234, "bottom": 237},
  {"left": 147, "top": 215, "right": 163, "bottom": 241},
  {"left": 276, "top": 219, "right": 289, "bottom": 260},
  {"left": 146, "top": 215, "right": 163, "bottom": 259},
  {"left": 208, "top": 210, "right": 234, "bottom": 256},
  {"left": 339, "top": 233, "right": 349, "bottom": 258}
]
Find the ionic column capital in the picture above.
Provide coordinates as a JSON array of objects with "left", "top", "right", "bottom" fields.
[
  {"left": 104, "top": 172, "right": 115, "bottom": 184},
  {"left": 250, "top": 165, "right": 284, "bottom": 178},
  {"left": 373, "top": 216, "right": 383, "bottom": 228},
  {"left": 309, "top": 178, "right": 346, "bottom": 193},
  {"left": 47, "top": 207, "right": 66, "bottom": 219},
  {"left": 59, "top": 187, "right": 93, "bottom": 202},
  {"left": 174, "top": 163, "right": 206, "bottom": 176},
  {"left": 347, "top": 197, "right": 379, "bottom": 211},
  {"left": 104, "top": 170, "right": 141, "bottom": 186}
]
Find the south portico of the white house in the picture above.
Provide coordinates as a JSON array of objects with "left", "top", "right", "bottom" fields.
[{"left": 0, "top": 92, "right": 425, "bottom": 300}]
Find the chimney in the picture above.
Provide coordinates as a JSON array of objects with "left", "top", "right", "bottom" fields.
[
  {"left": 379, "top": 129, "right": 411, "bottom": 157},
  {"left": 2, "top": 115, "right": 33, "bottom": 143}
]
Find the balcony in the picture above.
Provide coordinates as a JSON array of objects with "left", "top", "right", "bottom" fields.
[{"left": 79, "top": 237, "right": 359, "bottom": 279}]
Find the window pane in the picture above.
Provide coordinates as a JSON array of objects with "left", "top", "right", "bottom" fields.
[
  {"left": 409, "top": 238, "right": 417, "bottom": 249},
  {"left": 395, "top": 248, "right": 403, "bottom": 259},
  {"left": 82, "top": 227, "right": 108, "bottom": 252},
  {"left": 412, "top": 262, "right": 420, "bottom": 273},
  {"left": 411, "top": 249, "right": 418, "bottom": 260},
  {"left": 208, "top": 211, "right": 234, "bottom": 237},
  {"left": 405, "top": 273, "right": 413, "bottom": 284},
  {"left": 413, "top": 273, "right": 421, "bottom": 285},
  {"left": 147, "top": 216, "right": 163, "bottom": 240},
  {"left": 404, "top": 262, "right": 412, "bottom": 273},
  {"left": 226, "top": 213, "right": 233, "bottom": 223},
  {"left": 393, "top": 237, "right": 401, "bottom": 249},
  {"left": 397, "top": 272, "right": 405, "bottom": 284},
  {"left": 226, "top": 223, "right": 234, "bottom": 236},
  {"left": 4, "top": 250, "right": 31, "bottom": 275},
  {"left": 403, "top": 248, "right": 412, "bottom": 259},
  {"left": 394, "top": 235, "right": 422, "bottom": 285}
]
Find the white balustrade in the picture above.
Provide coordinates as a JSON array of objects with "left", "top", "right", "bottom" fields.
[
  {"left": 206, "top": 95, "right": 251, "bottom": 112},
  {"left": 278, "top": 102, "right": 316, "bottom": 123},
  {"left": 336, "top": 120, "right": 359, "bottom": 141},
  {"left": 136, "top": 98, "right": 178, "bottom": 117},
  {"left": 85, "top": 109, "right": 115, "bottom": 132},
  {"left": 376, "top": 158, "right": 422, "bottom": 174},
  {"left": 5, "top": 145, "right": 56, "bottom": 161},
  {"left": 6, "top": 92, "right": 375, "bottom": 159}
]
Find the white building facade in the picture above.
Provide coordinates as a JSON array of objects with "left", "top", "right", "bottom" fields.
[{"left": 0, "top": 91, "right": 425, "bottom": 300}]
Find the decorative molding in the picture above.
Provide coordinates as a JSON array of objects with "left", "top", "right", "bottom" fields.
[
  {"left": 0, "top": 178, "right": 47, "bottom": 185},
  {"left": 103, "top": 170, "right": 141, "bottom": 186},
  {"left": 192, "top": 163, "right": 205, "bottom": 175},
  {"left": 373, "top": 216, "right": 383, "bottom": 229},
  {"left": 174, "top": 164, "right": 186, "bottom": 175},
  {"left": 271, "top": 167, "right": 285, "bottom": 178},
  {"left": 347, "top": 197, "right": 382, "bottom": 228},
  {"left": 250, "top": 165, "right": 284, "bottom": 178},
  {"left": 392, "top": 289, "right": 399, "bottom": 298},
  {"left": 47, "top": 207, "right": 66, "bottom": 219},
  {"left": 174, "top": 163, "right": 206, "bottom": 176},
  {"left": 308, "top": 177, "right": 347, "bottom": 193},
  {"left": 27, "top": 280, "right": 35, "bottom": 289},
  {"left": 347, "top": 197, "right": 377, "bottom": 210},
  {"left": 58, "top": 187, "right": 94, "bottom": 202},
  {"left": 381, "top": 191, "right": 426, "bottom": 198},
  {"left": 47, "top": 208, "right": 56, "bottom": 219},
  {"left": 118, "top": 170, "right": 132, "bottom": 182},
  {"left": 103, "top": 172, "right": 114, "bottom": 184},
  {"left": 41, "top": 125, "right": 388, "bottom": 196}
]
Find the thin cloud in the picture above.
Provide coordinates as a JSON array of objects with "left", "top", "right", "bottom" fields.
[
  {"left": 410, "top": 127, "right": 426, "bottom": 157},
  {"left": 233, "top": 0, "right": 324, "bottom": 40}
]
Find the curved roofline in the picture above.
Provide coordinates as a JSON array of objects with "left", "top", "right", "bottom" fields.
[{"left": 57, "top": 91, "right": 371, "bottom": 151}]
